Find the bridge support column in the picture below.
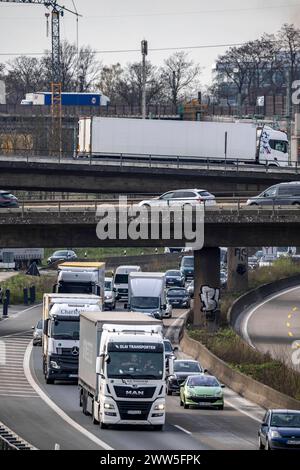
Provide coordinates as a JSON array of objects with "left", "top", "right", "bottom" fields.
[
  {"left": 227, "top": 247, "right": 248, "bottom": 292},
  {"left": 193, "top": 247, "right": 220, "bottom": 327}
]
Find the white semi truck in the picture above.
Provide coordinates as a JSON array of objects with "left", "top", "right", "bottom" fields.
[
  {"left": 78, "top": 311, "right": 171, "bottom": 430},
  {"left": 128, "top": 272, "right": 172, "bottom": 319},
  {"left": 113, "top": 265, "right": 141, "bottom": 301},
  {"left": 77, "top": 117, "right": 289, "bottom": 167},
  {"left": 54, "top": 262, "right": 105, "bottom": 298},
  {"left": 42, "top": 293, "right": 102, "bottom": 384}
]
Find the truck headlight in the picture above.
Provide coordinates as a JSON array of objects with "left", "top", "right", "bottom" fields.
[
  {"left": 105, "top": 293, "right": 112, "bottom": 299},
  {"left": 154, "top": 403, "right": 165, "bottom": 411},
  {"left": 50, "top": 361, "right": 60, "bottom": 369},
  {"left": 104, "top": 403, "right": 115, "bottom": 410}
]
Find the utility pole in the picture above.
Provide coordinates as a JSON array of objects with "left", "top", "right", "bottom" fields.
[{"left": 141, "top": 39, "right": 148, "bottom": 119}]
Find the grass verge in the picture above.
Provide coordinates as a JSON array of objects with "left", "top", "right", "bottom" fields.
[{"left": 0, "top": 274, "right": 55, "bottom": 304}]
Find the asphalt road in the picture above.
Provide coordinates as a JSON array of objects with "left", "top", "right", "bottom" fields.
[
  {"left": 238, "top": 285, "right": 300, "bottom": 372},
  {"left": 0, "top": 304, "right": 263, "bottom": 450}
]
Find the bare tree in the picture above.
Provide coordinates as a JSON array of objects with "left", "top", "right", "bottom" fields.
[
  {"left": 160, "top": 52, "right": 201, "bottom": 107},
  {"left": 278, "top": 23, "right": 300, "bottom": 80},
  {"left": 4, "top": 56, "right": 45, "bottom": 104},
  {"left": 77, "top": 45, "right": 102, "bottom": 92},
  {"left": 97, "top": 63, "right": 124, "bottom": 102},
  {"left": 117, "top": 60, "right": 164, "bottom": 107}
]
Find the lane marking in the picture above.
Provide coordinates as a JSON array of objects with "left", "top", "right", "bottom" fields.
[
  {"left": 174, "top": 424, "right": 192, "bottom": 435},
  {"left": 241, "top": 285, "right": 300, "bottom": 348},
  {"left": 0, "top": 304, "right": 43, "bottom": 323},
  {"left": 224, "top": 399, "right": 261, "bottom": 423},
  {"left": 23, "top": 341, "right": 114, "bottom": 451}
]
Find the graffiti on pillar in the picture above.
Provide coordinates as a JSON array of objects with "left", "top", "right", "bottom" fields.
[
  {"left": 234, "top": 248, "right": 247, "bottom": 276},
  {"left": 199, "top": 285, "right": 220, "bottom": 313}
]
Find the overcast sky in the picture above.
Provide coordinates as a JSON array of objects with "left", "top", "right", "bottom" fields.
[{"left": 0, "top": 0, "right": 300, "bottom": 85}]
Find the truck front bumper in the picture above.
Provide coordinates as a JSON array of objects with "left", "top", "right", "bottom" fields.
[{"left": 101, "top": 397, "right": 165, "bottom": 426}]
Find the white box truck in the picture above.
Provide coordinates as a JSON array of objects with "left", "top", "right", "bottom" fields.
[
  {"left": 113, "top": 265, "right": 141, "bottom": 301},
  {"left": 78, "top": 311, "right": 172, "bottom": 430},
  {"left": 77, "top": 117, "right": 289, "bottom": 167},
  {"left": 42, "top": 293, "right": 102, "bottom": 384},
  {"left": 54, "top": 262, "right": 105, "bottom": 298},
  {"left": 128, "top": 272, "right": 172, "bottom": 319}
]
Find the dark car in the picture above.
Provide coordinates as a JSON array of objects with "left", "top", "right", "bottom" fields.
[
  {"left": 0, "top": 191, "right": 19, "bottom": 208},
  {"left": 166, "top": 287, "right": 190, "bottom": 308},
  {"left": 166, "top": 360, "right": 205, "bottom": 395},
  {"left": 165, "top": 270, "right": 185, "bottom": 287},
  {"left": 258, "top": 409, "right": 300, "bottom": 450},
  {"left": 247, "top": 182, "right": 300, "bottom": 207},
  {"left": 47, "top": 250, "right": 77, "bottom": 265},
  {"left": 180, "top": 256, "right": 194, "bottom": 281}
]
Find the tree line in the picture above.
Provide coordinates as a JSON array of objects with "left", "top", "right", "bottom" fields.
[{"left": 0, "top": 44, "right": 200, "bottom": 107}]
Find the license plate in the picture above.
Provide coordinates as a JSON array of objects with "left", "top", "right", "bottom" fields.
[
  {"left": 127, "top": 410, "right": 142, "bottom": 415},
  {"left": 197, "top": 402, "right": 209, "bottom": 406},
  {"left": 69, "top": 374, "right": 78, "bottom": 378},
  {"left": 287, "top": 440, "right": 300, "bottom": 445}
]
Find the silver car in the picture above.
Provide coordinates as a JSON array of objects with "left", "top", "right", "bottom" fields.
[
  {"left": 139, "top": 189, "right": 216, "bottom": 208},
  {"left": 104, "top": 277, "right": 116, "bottom": 310},
  {"left": 32, "top": 319, "right": 43, "bottom": 346}
]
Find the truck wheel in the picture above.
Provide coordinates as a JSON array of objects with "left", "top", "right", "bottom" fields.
[
  {"left": 79, "top": 390, "right": 83, "bottom": 407},
  {"left": 100, "top": 419, "right": 108, "bottom": 429},
  {"left": 153, "top": 424, "right": 163, "bottom": 431},
  {"left": 167, "top": 387, "right": 172, "bottom": 396},
  {"left": 82, "top": 392, "right": 89, "bottom": 415},
  {"left": 46, "top": 376, "right": 54, "bottom": 385}
]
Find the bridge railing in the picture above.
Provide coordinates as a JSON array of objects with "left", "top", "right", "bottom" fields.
[{"left": 0, "top": 150, "right": 298, "bottom": 174}]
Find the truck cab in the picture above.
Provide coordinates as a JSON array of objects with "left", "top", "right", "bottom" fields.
[
  {"left": 113, "top": 265, "right": 141, "bottom": 301},
  {"left": 54, "top": 262, "right": 105, "bottom": 299},
  {"left": 42, "top": 294, "right": 102, "bottom": 384}
]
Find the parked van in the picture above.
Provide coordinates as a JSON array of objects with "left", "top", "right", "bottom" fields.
[
  {"left": 113, "top": 265, "right": 141, "bottom": 301},
  {"left": 246, "top": 182, "right": 300, "bottom": 206}
]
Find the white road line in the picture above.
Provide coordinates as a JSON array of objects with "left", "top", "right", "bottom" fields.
[
  {"left": 23, "top": 340, "right": 114, "bottom": 451},
  {"left": 242, "top": 285, "right": 300, "bottom": 348},
  {"left": 174, "top": 424, "right": 192, "bottom": 435},
  {"left": 224, "top": 399, "right": 261, "bottom": 423},
  {"left": 0, "top": 304, "right": 43, "bottom": 324}
]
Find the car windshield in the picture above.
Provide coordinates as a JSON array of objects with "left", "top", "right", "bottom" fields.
[
  {"left": 1, "top": 193, "right": 14, "bottom": 199},
  {"left": 37, "top": 320, "right": 43, "bottom": 329},
  {"left": 174, "top": 361, "right": 202, "bottom": 373},
  {"left": 54, "top": 251, "right": 68, "bottom": 257},
  {"left": 188, "top": 376, "right": 219, "bottom": 387},
  {"left": 270, "top": 413, "right": 300, "bottom": 428},
  {"left": 168, "top": 289, "right": 187, "bottom": 297},
  {"left": 107, "top": 351, "right": 163, "bottom": 379},
  {"left": 182, "top": 258, "right": 194, "bottom": 267},
  {"left": 114, "top": 274, "right": 128, "bottom": 284},
  {"left": 105, "top": 280, "right": 112, "bottom": 290},
  {"left": 51, "top": 319, "right": 79, "bottom": 340},
  {"left": 164, "top": 341, "right": 173, "bottom": 353},
  {"left": 131, "top": 297, "right": 159, "bottom": 309},
  {"left": 166, "top": 271, "right": 180, "bottom": 276}
]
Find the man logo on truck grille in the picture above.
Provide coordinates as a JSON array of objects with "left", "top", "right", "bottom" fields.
[{"left": 71, "top": 346, "right": 79, "bottom": 356}]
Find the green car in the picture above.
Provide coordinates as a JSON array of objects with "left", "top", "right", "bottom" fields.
[{"left": 180, "top": 374, "right": 224, "bottom": 410}]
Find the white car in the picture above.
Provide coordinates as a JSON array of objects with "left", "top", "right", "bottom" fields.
[
  {"left": 139, "top": 189, "right": 216, "bottom": 208},
  {"left": 104, "top": 277, "right": 116, "bottom": 310},
  {"left": 259, "top": 255, "right": 276, "bottom": 267}
]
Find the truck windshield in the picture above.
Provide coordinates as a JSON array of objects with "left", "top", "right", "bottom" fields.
[
  {"left": 51, "top": 320, "right": 79, "bottom": 340},
  {"left": 131, "top": 297, "right": 159, "bottom": 309},
  {"left": 114, "top": 274, "right": 128, "bottom": 284},
  {"left": 107, "top": 352, "right": 163, "bottom": 380},
  {"left": 58, "top": 282, "right": 93, "bottom": 294}
]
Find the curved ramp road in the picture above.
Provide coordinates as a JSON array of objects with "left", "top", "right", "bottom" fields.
[
  {"left": 239, "top": 285, "right": 300, "bottom": 370},
  {"left": 0, "top": 305, "right": 264, "bottom": 450}
]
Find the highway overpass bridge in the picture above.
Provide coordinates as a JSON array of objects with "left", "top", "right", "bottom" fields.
[
  {"left": 0, "top": 154, "right": 300, "bottom": 195},
  {"left": 1, "top": 203, "right": 300, "bottom": 324}
]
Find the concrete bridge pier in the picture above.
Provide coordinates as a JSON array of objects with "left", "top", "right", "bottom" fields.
[
  {"left": 193, "top": 247, "right": 220, "bottom": 327},
  {"left": 227, "top": 247, "right": 248, "bottom": 292}
]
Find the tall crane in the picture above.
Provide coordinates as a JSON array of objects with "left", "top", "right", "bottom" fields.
[{"left": 0, "top": 1, "right": 81, "bottom": 154}]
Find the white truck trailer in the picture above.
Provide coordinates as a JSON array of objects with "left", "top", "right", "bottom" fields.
[
  {"left": 78, "top": 311, "right": 171, "bottom": 430},
  {"left": 54, "top": 262, "right": 105, "bottom": 299},
  {"left": 42, "top": 293, "right": 102, "bottom": 384},
  {"left": 77, "top": 117, "right": 289, "bottom": 167},
  {"left": 128, "top": 272, "right": 172, "bottom": 319}
]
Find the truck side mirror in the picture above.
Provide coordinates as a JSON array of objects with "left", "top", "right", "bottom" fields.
[
  {"left": 52, "top": 284, "right": 57, "bottom": 293},
  {"left": 96, "top": 356, "right": 102, "bottom": 375},
  {"left": 163, "top": 304, "right": 167, "bottom": 310},
  {"left": 167, "top": 356, "right": 174, "bottom": 375},
  {"left": 113, "top": 287, "right": 116, "bottom": 292},
  {"left": 96, "top": 285, "right": 101, "bottom": 297},
  {"left": 43, "top": 319, "right": 49, "bottom": 336}
]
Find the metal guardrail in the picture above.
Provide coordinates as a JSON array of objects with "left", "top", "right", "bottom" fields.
[
  {"left": 2, "top": 197, "right": 300, "bottom": 218},
  {"left": 0, "top": 422, "right": 36, "bottom": 450},
  {"left": 0, "top": 151, "right": 298, "bottom": 174}
]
